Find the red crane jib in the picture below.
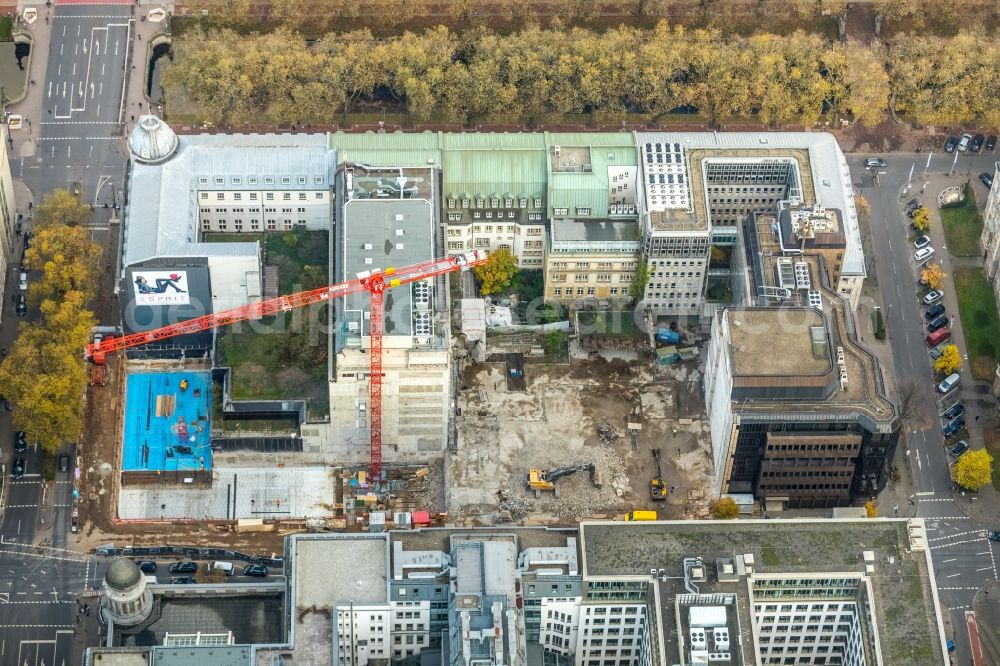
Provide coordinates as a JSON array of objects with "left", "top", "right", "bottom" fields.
[{"left": 87, "top": 251, "right": 488, "bottom": 479}]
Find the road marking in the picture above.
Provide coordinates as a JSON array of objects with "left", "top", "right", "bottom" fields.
[
  {"left": 967, "top": 611, "right": 985, "bottom": 666},
  {"left": 947, "top": 572, "right": 963, "bottom": 578},
  {"left": 915, "top": 491, "right": 936, "bottom": 496},
  {"left": 932, "top": 538, "right": 990, "bottom": 550},
  {"left": 939, "top": 586, "right": 983, "bottom": 591},
  {"left": 977, "top": 567, "right": 993, "bottom": 572},
  {"left": 942, "top": 558, "right": 957, "bottom": 563}
]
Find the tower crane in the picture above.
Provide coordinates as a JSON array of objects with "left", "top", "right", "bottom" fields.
[{"left": 85, "top": 250, "right": 489, "bottom": 480}]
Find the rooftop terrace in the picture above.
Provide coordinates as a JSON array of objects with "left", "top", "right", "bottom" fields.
[{"left": 727, "top": 307, "right": 830, "bottom": 378}]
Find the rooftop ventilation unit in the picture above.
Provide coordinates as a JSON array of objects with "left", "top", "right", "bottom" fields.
[
  {"left": 690, "top": 628, "right": 707, "bottom": 650},
  {"left": 708, "top": 654, "right": 732, "bottom": 662},
  {"left": 713, "top": 628, "right": 730, "bottom": 652},
  {"left": 807, "top": 290, "right": 822, "bottom": 308},
  {"left": 794, "top": 262, "right": 811, "bottom": 290}
]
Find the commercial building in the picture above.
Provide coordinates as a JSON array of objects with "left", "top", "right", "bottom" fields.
[
  {"left": 635, "top": 132, "right": 865, "bottom": 318},
  {"left": 87, "top": 520, "right": 947, "bottom": 666},
  {"left": 703, "top": 215, "right": 898, "bottom": 507}
]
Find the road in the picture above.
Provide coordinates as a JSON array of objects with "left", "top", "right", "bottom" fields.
[
  {"left": 17, "top": 5, "right": 132, "bottom": 204},
  {"left": 0, "top": 4, "right": 135, "bottom": 664},
  {"left": 851, "top": 147, "right": 998, "bottom": 663}
]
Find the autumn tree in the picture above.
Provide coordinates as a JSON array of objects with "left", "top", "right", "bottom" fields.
[
  {"left": 34, "top": 188, "right": 92, "bottom": 229},
  {"left": 952, "top": 449, "right": 993, "bottom": 491},
  {"left": 921, "top": 263, "right": 945, "bottom": 290},
  {"left": 912, "top": 207, "right": 930, "bottom": 232},
  {"left": 864, "top": 500, "right": 878, "bottom": 517},
  {"left": 630, "top": 259, "right": 650, "bottom": 300},
  {"left": 710, "top": 497, "right": 740, "bottom": 519},
  {"left": 934, "top": 344, "right": 962, "bottom": 375},
  {"left": 474, "top": 249, "right": 518, "bottom": 295},
  {"left": 25, "top": 225, "right": 103, "bottom": 306}
]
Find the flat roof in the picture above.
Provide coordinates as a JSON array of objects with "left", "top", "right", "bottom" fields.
[
  {"left": 119, "top": 594, "right": 283, "bottom": 647},
  {"left": 580, "top": 519, "right": 945, "bottom": 666},
  {"left": 551, "top": 217, "right": 641, "bottom": 244},
  {"left": 727, "top": 308, "right": 829, "bottom": 377},
  {"left": 292, "top": 534, "right": 389, "bottom": 607},
  {"left": 340, "top": 196, "right": 435, "bottom": 337},
  {"left": 637, "top": 131, "right": 864, "bottom": 277},
  {"left": 152, "top": 645, "right": 251, "bottom": 666}
]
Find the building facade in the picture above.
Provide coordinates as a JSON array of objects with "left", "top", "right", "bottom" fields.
[
  {"left": 0, "top": 127, "right": 17, "bottom": 320},
  {"left": 979, "top": 162, "right": 1000, "bottom": 311}
]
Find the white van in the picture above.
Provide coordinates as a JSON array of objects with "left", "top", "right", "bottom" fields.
[
  {"left": 18, "top": 272, "right": 27, "bottom": 291},
  {"left": 938, "top": 373, "right": 961, "bottom": 393},
  {"left": 210, "top": 561, "right": 235, "bottom": 576}
]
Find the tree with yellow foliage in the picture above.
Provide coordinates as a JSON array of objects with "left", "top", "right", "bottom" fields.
[
  {"left": 920, "top": 263, "right": 945, "bottom": 290},
  {"left": 934, "top": 344, "right": 962, "bottom": 375},
  {"left": 912, "top": 207, "right": 930, "bottom": 232},
  {"left": 25, "top": 225, "right": 102, "bottom": 305},
  {"left": 33, "top": 188, "right": 92, "bottom": 229},
  {"left": 952, "top": 449, "right": 993, "bottom": 491},
  {"left": 710, "top": 497, "right": 740, "bottom": 519},
  {"left": 474, "top": 249, "right": 518, "bottom": 296},
  {"left": 864, "top": 500, "right": 878, "bottom": 517}
]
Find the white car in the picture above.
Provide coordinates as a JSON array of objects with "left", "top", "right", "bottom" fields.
[
  {"left": 914, "top": 247, "right": 935, "bottom": 262},
  {"left": 922, "top": 289, "right": 944, "bottom": 305},
  {"left": 17, "top": 272, "right": 27, "bottom": 291},
  {"left": 958, "top": 134, "right": 972, "bottom": 152}
]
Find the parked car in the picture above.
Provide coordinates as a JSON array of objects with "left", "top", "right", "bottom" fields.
[
  {"left": 943, "top": 417, "right": 966, "bottom": 437},
  {"left": 58, "top": 454, "right": 70, "bottom": 472},
  {"left": 914, "top": 235, "right": 931, "bottom": 250},
  {"left": 958, "top": 134, "right": 972, "bottom": 152},
  {"left": 971, "top": 134, "right": 985, "bottom": 152},
  {"left": 211, "top": 561, "right": 236, "bottom": 576},
  {"left": 923, "top": 290, "right": 944, "bottom": 306},
  {"left": 930, "top": 345, "right": 945, "bottom": 360},
  {"left": 12, "top": 457, "right": 24, "bottom": 479},
  {"left": 982, "top": 172, "right": 994, "bottom": 189},
  {"left": 938, "top": 372, "right": 961, "bottom": 393},
  {"left": 987, "top": 135, "right": 997, "bottom": 152},
  {"left": 905, "top": 198, "right": 922, "bottom": 215},
  {"left": 136, "top": 561, "right": 157, "bottom": 573},
  {"left": 15, "top": 294, "right": 26, "bottom": 317},
  {"left": 927, "top": 315, "right": 948, "bottom": 333},
  {"left": 942, "top": 403, "right": 966, "bottom": 420},
  {"left": 914, "top": 247, "right": 935, "bottom": 262},
  {"left": 864, "top": 157, "right": 887, "bottom": 168},
  {"left": 949, "top": 440, "right": 970, "bottom": 458},
  {"left": 14, "top": 431, "right": 27, "bottom": 453},
  {"left": 944, "top": 136, "right": 960, "bottom": 152},
  {"left": 988, "top": 529, "right": 1000, "bottom": 541},
  {"left": 168, "top": 561, "right": 198, "bottom": 574},
  {"left": 242, "top": 564, "right": 268, "bottom": 577},
  {"left": 924, "top": 304, "right": 946, "bottom": 321},
  {"left": 908, "top": 205, "right": 926, "bottom": 220},
  {"left": 18, "top": 272, "right": 27, "bottom": 291},
  {"left": 170, "top": 577, "right": 197, "bottom": 585}
]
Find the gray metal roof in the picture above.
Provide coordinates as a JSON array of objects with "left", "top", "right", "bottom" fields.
[
  {"left": 105, "top": 558, "right": 142, "bottom": 590},
  {"left": 636, "top": 132, "right": 865, "bottom": 277},
  {"left": 551, "top": 217, "right": 641, "bottom": 243},
  {"left": 123, "top": 133, "right": 333, "bottom": 267},
  {"left": 129, "top": 115, "right": 179, "bottom": 164},
  {"left": 339, "top": 198, "right": 435, "bottom": 336}
]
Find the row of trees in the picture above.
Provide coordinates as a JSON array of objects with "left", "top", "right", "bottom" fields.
[
  {"left": 179, "top": 0, "right": 1000, "bottom": 38},
  {"left": 164, "top": 22, "right": 999, "bottom": 129},
  {"left": 165, "top": 24, "right": 891, "bottom": 126},
  {"left": 0, "top": 190, "right": 99, "bottom": 454}
]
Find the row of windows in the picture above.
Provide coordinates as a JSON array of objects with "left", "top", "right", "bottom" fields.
[
  {"left": 553, "top": 261, "right": 635, "bottom": 270},
  {"left": 760, "top": 603, "right": 854, "bottom": 613},
  {"left": 553, "top": 287, "right": 626, "bottom": 297},
  {"left": 200, "top": 207, "right": 308, "bottom": 214},
  {"left": 760, "top": 484, "right": 851, "bottom": 492},
  {"left": 448, "top": 196, "right": 542, "bottom": 209},
  {"left": 199, "top": 191, "right": 323, "bottom": 202},
  {"left": 199, "top": 175, "right": 323, "bottom": 187},
  {"left": 767, "top": 443, "right": 857, "bottom": 452},
  {"left": 201, "top": 219, "right": 297, "bottom": 231}
]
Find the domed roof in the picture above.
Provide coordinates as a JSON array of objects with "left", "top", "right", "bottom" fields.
[
  {"left": 128, "top": 115, "right": 179, "bottom": 164},
  {"left": 104, "top": 558, "right": 143, "bottom": 590}
]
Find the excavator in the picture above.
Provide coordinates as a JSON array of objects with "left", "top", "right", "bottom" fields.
[
  {"left": 650, "top": 449, "right": 668, "bottom": 500},
  {"left": 526, "top": 464, "right": 599, "bottom": 498}
]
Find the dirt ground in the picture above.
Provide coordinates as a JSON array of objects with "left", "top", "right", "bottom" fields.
[{"left": 448, "top": 354, "right": 713, "bottom": 523}]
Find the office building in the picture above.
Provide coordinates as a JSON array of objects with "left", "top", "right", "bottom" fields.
[
  {"left": 979, "top": 161, "right": 1000, "bottom": 310},
  {"left": 0, "top": 127, "right": 18, "bottom": 321}
]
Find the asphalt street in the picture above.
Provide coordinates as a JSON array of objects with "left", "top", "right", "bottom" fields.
[
  {"left": 0, "top": 4, "right": 134, "bottom": 664},
  {"left": 850, "top": 147, "right": 999, "bottom": 661},
  {"left": 18, "top": 5, "right": 132, "bottom": 204}
]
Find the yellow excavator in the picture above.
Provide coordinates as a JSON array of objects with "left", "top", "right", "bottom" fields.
[
  {"left": 650, "top": 449, "right": 668, "bottom": 500},
  {"left": 526, "top": 464, "right": 598, "bottom": 498}
]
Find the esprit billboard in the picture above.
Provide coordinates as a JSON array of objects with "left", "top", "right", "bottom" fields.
[{"left": 131, "top": 271, "right": 190, "bottom": 306}]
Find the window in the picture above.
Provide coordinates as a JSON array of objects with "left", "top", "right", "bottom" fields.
[
  {"left": 508, "top": 211, "right": 516, "bottom": 218},
  {"left": 462, "top": 198, "right": 470, "bottom": 208},
  {"left": 534, "top": 197, "right": 543, "bottom": 208},
  {"left": 233, "top": 193, "right": 242, "bottom": 201},
  {"left": 554, "top": 207, "right": 569, "bottom": 216},
  {"left": 473, "top": 211, "right": 481, "bottom": 219},
  {"left": 266, "top": 193, "right": 274, "bottom": 201},
  {"left": 214, "top": 177, "right": 224, "bottom": 185},
  {"left": 315, "top": 176, "right": 325, "bottom": 185},
  {"left": 264, "top": 176, "right": 275, "bottom": 185},
  {"left": 249, "top": 192, "right": 258, "bottom": 200},
  {"left": 216, "top": 193, "right": 225, "bottom": 201},
  {"left": 298, "top": 207, "right": 306, "bottom": 213},
  {"left": 298, "top": 176, "right": 307, "bottom": 185},
  {"left": 528, "top": 212, "right": 542, "bottom": 221},
  {"left": 299, "top": 193, "right": 307, "bottom": 200},
  {"left": 587, "top": 287, "right": 595, "bottom": 295},
  {"left": 448, "top": 198, "right": 456, "bottom": 209},
  {"left": 281, "top": 176, "right": 291, "bottom": 185},
  {"left": 199, "top": 177, "right": 209, "bottom": 185},
  {"left": 519, "top": 197, "right": 527, "bottom": 208},
  {"left": 577, "top": 207, "right": 591, "bottom": 216},
  {"left": 504, "top": 197, "right": 512, "bottom": 208},
  {"left": 476, "top": 197, "right": 485, "bottom": 208},
  {"left": 218, "top": 220, "right": 227, "bottom": 230},
  {"left": 283, "top": 193, "right": 292, "bottom": 201},
  {"left": 554, "top": 288, "right": 562, "bottom": 296},
  {"left": 448, "top": 213, "right": 462, "bottom": 221},
  {"left": 316, "top": 192, "right": 324, "bottom": 199},
  {"left": 491, "top": 197, "right": 500, "bottom": 208}
]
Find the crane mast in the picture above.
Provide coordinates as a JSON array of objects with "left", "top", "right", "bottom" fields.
[{"left": 87, "top": 251, "right": 488, "bottom": 479}]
